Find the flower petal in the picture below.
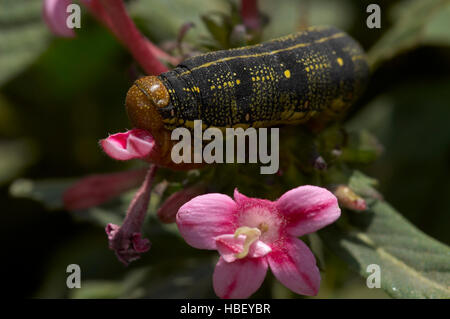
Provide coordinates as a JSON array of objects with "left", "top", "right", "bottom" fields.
[
  {"left": 267, "top": 237, "right": 320, "bottom": 296},
  {"left": 215, "top": 234, "right": 244, "bottom": 263},
  {"left": 43, "top": 0, "right": 76, "bottom": 38},
  {"left": 100, "top": 129, "right": 156, "bottom": 161},
  {"left": 215, "top": 235, "right": 272, "bottom": 263},
  {"left": 276, "top": 185, "right": 340, "bottom": 236},
  {"left": 176, "top": 194, "right": 237, "bottom": 250},
  {"left": 213, "top": 257, "right": 268, "bottom": 299},
  {"left": 251, "top": 240, "right": 272, "bottom": 258},
  {"left": 233, "top": 188, "right": 249, "bottom": 206},
  {"left": 106, "top": 224, "right": 151, "bottom": 265}
]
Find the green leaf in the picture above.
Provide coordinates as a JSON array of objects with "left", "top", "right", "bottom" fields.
[
  {"left": 347, "top": 170, "right": 382, "bottom": 200},
  {"left": 348, "top": 81, "right": 450, "bottom": 242},
  {"left": 0, "top": 140, "right": 37, "bottom": 185},
  {"left": 422, "top": 3, "right": 450, "bottom": 46},
  {"left": 71, "top": 281, "right": 124, "bottom": 299},
  {"left": 9, "top": 178, "right": 73, "bottom": 210},
  {"left": 341, "top": 130, "right": 383, "bottom": 165},
  {"left": 368, "top": 0, "right": 450, "bottom": 69},
  {"left": 201, "top": 13, "right": 230, "bottom": 49},
  {"left": 260, "top": 0, "right": 355, "bottom": 41},
  {"left": 0, "top": 0, "right": 51, "bottom": 85},
  {"left": 319, "top": 172, "right": 450, "bottom": 298}
]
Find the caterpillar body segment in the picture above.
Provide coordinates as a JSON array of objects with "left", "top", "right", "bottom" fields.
[{"left": 125, "top": 26, "right": 369, "bottom": 169}]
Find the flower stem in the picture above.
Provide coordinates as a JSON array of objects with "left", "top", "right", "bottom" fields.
[
  {"left": 106, "top": 164, "right": 158, "bottom": 265},
  {"left": 122, "top": 164, "right": 157, "bottom": 231},
  {"left": 83, "top": 0, "right": 176, "bottom": 74}
]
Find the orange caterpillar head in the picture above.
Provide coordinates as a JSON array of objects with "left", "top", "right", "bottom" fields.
[
  {"left": 126, "top": 76, "right": 169, "bottom": 140},
  {"left": 125, "top": 76, "right": 201, "bottom": 170}
]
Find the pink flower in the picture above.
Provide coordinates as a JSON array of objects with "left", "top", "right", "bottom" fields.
[
  {"left": 43, "top": 0, "right": 76, "bottom": 38},
  {"left": 100, "top": 128, "right": 203, "bottom": 170},
  {"left": 100, "top": 129, "right": 158, "bottom": 161},
  {"left": 176, "top": 186, "right": 341, "bottom": 299}
]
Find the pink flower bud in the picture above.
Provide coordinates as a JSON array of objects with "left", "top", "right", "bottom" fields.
[
  {"left": 63, "top": 168, "right": 147, "bottom": 211},
  {"left": 43, "top": 0, "right": 76, "bottom": 38},
  {"left": 334, "top": 185, "right": 367, "bottom": 211},
  {"left": 100, "top": 129, "right": 157, "bottom": 161}
]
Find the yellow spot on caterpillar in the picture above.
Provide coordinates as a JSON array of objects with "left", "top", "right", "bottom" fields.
[
  {"left": 252, "top": 77, "right": 255, "bottom": 81},
  {"left": 337, "top": 57, "right": 344, "bottom": 66},
  {"left": 236, "top": 79, "right": 241, "bottom": 85},
  {"left": 284, "top": 70, "right": 291, "bottom": 78},
  {"left": 210, "top": 85, "right": 215, "bottom": 90}
]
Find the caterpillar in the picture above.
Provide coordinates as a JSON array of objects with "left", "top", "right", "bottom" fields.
[{"left": 126, "top": 26, "right": 369, "bottom": 169}]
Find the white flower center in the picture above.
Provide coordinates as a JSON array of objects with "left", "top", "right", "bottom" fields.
[{"left": 237, "top": 206, "right": 284, "bottom": 244}]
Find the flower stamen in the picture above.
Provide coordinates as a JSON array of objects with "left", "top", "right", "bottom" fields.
[
  {"left": 258, "top": 222, "right": 269, "bottom": 233},
  {"left": 233, "top": 226, "right": 261, "bottom": 259}
]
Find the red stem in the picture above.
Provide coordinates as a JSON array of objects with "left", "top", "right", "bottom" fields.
[
  {"left": 240, "top": 0, "right": 261, "bottom": 31},
  {"left": 83, "top": 0, "right": 175, "bottom": 74},
  {"left": 106, "top": 164, "right": 158, "bottom": 265},
  {"left": 121, "top": 164, "right": 158, "bottom": 231}
]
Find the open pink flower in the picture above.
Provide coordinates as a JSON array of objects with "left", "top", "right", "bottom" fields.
[{"left": 176, "top": 186, "right": 341, "bottom": 299}]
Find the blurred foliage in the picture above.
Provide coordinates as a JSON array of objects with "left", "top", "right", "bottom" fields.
[
  {"left": 0, "top": 0, "right": 51, "bottom": 85},
  {"left": 368, "top": 0, "right": 450, "bottom": 68},
  {"left": 0, "top": 0, "right": 449, "bottom": 299}
]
